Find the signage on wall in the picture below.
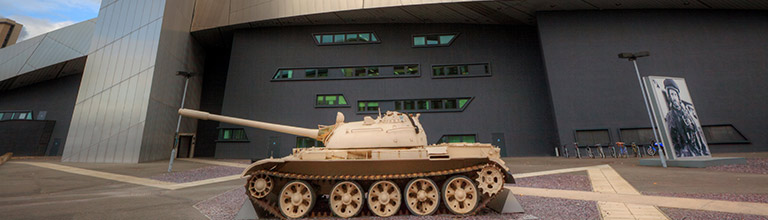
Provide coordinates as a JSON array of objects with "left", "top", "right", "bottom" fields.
[{"left": 644, "top": 76, "right": 711, "bottom": 159}]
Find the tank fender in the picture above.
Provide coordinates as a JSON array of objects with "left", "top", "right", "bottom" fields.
[{"left": 240, "top": 158, "right": 285, "bottom": 177}]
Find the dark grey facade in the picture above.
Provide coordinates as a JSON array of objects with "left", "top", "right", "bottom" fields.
[
  {"left": 538, "top": 10, "right": 768, "bottom": 152},
  {"left": 212, "top": 24, "right": 560, "bottom": 158},
  {"left": 0, "top": 74, "right": 82, "bottom": 155}
]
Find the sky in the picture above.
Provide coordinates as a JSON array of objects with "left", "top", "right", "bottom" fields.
[{"left": 0, "top": 0, "right": 101, "bottom": 41}]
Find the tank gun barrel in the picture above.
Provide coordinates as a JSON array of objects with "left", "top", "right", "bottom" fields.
[{"left": 179, "top": 108, "right": 320, "bottom": 139}]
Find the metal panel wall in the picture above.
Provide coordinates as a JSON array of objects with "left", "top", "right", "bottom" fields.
[{"left": 62, "top": 0, "right": 166, "bottom": 163}]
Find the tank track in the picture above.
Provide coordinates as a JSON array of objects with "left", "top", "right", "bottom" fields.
[{"left": 245, "top": 163, "right": 503, "bottom": 219}]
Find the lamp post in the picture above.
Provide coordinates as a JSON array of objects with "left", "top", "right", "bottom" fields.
[
  {"left": 168, "top": 71, "right": 194, "bottom": 172},
  {"left": 618, "top": 51, "right": 667, "bottom": 168}
]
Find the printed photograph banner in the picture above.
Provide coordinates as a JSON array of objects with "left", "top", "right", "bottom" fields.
[{"left": 644, "top": 76, "right": 711, "bottom": 159}]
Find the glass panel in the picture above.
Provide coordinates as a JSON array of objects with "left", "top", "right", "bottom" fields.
[
  {"left": 447, "top": 66, "right": 459, "bottom": 75},
  {"left": 395, "top": 101, "right": 402, "bottom": 110},
  {"left": 359, "top": 33, "right": 370, "bottom": 41},
  {"left": 223, "top": 130, "right": 231, "bottom": 140},
  {"left": 367, "top": 67, "right": 379, "bottom": 76},
  {"left": 315, "top": 35, "right": 321, "bottom": 43},
  {"left": 305, "top": 69, "right": 316, "bottom": 78},
  {"left": 358, "top": 102, "right": 366, "bottom": 112},
  {"left": 404, "top": 101, "right": 415, "bottom": 110},
  {"left": 445, "top": 99, "right": 457, "bottom": 109},
  {"left": 426, "top": 36, "right": 439, "bottom": 45},
  {"left": 371, "top": 33, "right": 377, "bottom": 41},
  {"left": 464, "top": 135, "right": 476, "bottom": 143},
  {"left": 346, "top": 34, "right": 358, "bottom": 42},
  {"left": 394, "top": 66, "right": 405, "bottom": 75},
  {"left": 355, "top": 68, "right": 366, "bottom": 77},
  {"left": 334, "top": 34, "right": 345, "bottom": 43},
  {"left": 459, "top": 65, "right": 469, "bottom": 75},
  {"left": 339, "top": 96, "right": 347, "bottom": 105},
  {"left": 27, "top": 113, "right": 32, "bottom": 120},
  {"left": 417, "top": 100, "right": 429, "bottom": 110},
  {"left": 274, "top": 70, "right": 293, "bottom": 79},
  {"left": 367, "top": 102, "right": 379, "bottom": 111},
  {"left": 317, "top": 69, "right": 328, "bottom": 77},
  {"left": 458, "top": 99, "right": 469, "bottom": 108},
  {"left": 326, "top": 96, "right": 337, "bottom": 105},
  {"left": 342, "top": 68, "right": 355, "bottom": 77},
  {"left": 414, "top": 36, "right": 425, "bottom": 46},
  {"left": 439, "top": 35, "right": 455, "bottom": 44},
  {"left": 322, "top": 35, "right": 333, "bottom": 43},
  {"left": 0, "top": 113, "right": 3, "bottom": 120},
  {"left": 18, "top": 113, "right": 26, "bottom": 119},
  {"left": 432, "top": 66, "right": 444, "bottom": 76},
  {"left": 447, "top": 136, "right": 461, "bottom": 143},
  {"left": 317, "top": 96, "right": 324, "bottom": 105},
  {"left": 407, "top": 65, "right": 418, "bottom": 74},
  {"left": 431, "top": 100, "right": 443, "bottom": 109}
]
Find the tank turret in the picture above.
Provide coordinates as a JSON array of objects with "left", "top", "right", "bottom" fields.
[{"left": 178, "top": 108, "right": 427, "bottom": 149}]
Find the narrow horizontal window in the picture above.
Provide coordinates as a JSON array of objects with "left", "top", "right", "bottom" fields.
[
  {"left": 0, "top": 111, "right": 33, "bottom": 121},
  {"left": 217, "top": 128, "right": 248, "bottom": 142},
  {"left": 272, "top": 64, "right": 420, "bottom": 81},
  {"left": 296, "top": 137, "right": 325, "bottom": 148},
  {"left": 432, "top": 63, "right": 491, "bottom": 78},
  {"left": 316, "top": 94, "right": 349, "bottom": 108},
  {"left": 358, "top": 97, "right": 473, "bottom": 114},
  {"left": 313, "top": 32, "right": 380, "bottom": 45},
  {"left": 412, "top": 33, "right": 458, "bottom": 47},
  {"left": 436, "top": 134, "right": 477, "bottom": 144},
  {"left": 702, "top": 124, "right": 749, "bottom": 144}
]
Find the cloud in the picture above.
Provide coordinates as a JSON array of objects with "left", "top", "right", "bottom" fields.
[
  {"left": 10, "top": 15, "right": 76, "bottom": 41},
  {"left": 0, "top": 0, "right": 100, "bottom": 14}
]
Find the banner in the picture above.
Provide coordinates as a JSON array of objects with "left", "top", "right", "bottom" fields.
[{"left": 644, "top": 76, "right": 710, "bottom": 159}]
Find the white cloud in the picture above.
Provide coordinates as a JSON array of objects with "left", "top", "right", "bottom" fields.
[
  {"left": 10, "top": 15, "right": 76, "bottom": 41},
  {"left": 0, "top": 0, "right": 101, "bottom": 14}
]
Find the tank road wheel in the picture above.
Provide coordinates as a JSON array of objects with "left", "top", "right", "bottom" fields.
[
  {"left": 329, "top": 181, "right": 364, "bottom": 218},
  {"left": 476, "top": 165, "right": 504, "bottom": 196},
  {"left": 367, "top": 180, "right": 401, "bottom": 217},
  {"left": 443, "top": 175, "right": 479, "bottom": 215},
  {"left": 278, "top": 180, "right": 316, "bottom": 219},
  {"left": 247, "top": 173, "right": 273, "bottom": 199},
  {"left": 405, "top": 178, "right": 440, "bottom": 216}
]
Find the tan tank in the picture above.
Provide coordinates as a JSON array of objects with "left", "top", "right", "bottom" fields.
[{"left": 179, "top": 108, "right": 514, "bottom": 219}]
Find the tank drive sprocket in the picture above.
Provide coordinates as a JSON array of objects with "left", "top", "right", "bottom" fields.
[{"left": 476, "top": 165, "right": 505, "bottom": 196}]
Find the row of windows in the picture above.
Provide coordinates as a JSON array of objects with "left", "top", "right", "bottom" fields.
[
  {"left": 0, "top": 111, "right": 33, "bottom": 121},
  {"left": 312, "top": 32, "right": 457, "bottom": 48},
  {"left": 413, "top": 34, "right": 458, "bottom": 47},
  {"left": 273, "top": 64, "right": 420, "bottom": 80},
  {"left": 218, "top": 128, "right": 248, "bottom": 141},
  {"left": 436, "top": 135, "right": 477, "bottom": 144},
  {"left": 317, "top": 95, "right": 348, "bottom": 107},
  {"left": 273, "top": 63, "right": 489, "bottom": 81},
  {"left": 358, "top": 98, "right": 473, "bottom": 113},
  {"left": 313, "top": 32, "right": 379, "bottom": 45},
  {"left": 575, "top": 124, "right": 749, "bottom": 146}
]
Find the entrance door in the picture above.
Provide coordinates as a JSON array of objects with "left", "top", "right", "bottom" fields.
[
  {"left": 492, "top": 133, "right": 508, "bottom": 157},
  {"left": 267, "top": 136, "right": 280, "bottom": 158},
  {"left": 177, "top": 136, "right": 193, "bottom": 158}
]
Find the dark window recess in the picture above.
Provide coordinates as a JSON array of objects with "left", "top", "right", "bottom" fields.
[
  {"left": 702, "top": 124, "right": 749, "bottom": 144},
  {"left": 432, "top": 63, "right": 490, "bottom": 78},
  {"left": 618, "top": 128, "right": 656, "bottom": 145},
  {"left": 313, "top": 32, "right": 379, "bottom": 45},
  {"left": 272, "top": 64, "right": 419, "bottom": 81},
  {"left": 316, "top": 94, "right": 348, "bottom": 107},
  {"left": 218, "top": 128, "right": 248, "bottom": 141},
  {"left": 359, "top": 97, "right": 472, "bottom": 113},
  {"left": 436, "top": 135, "right": 477, "bottom": 144},
  {"left": 0, "top": 111, "right": 33, "bottom": 121},
  {"left": 413, "top": 33, "right": 458, "bottom": 47},
  {"left": 296, "top": 137, "right": 325, "bottom": 148},
  {"left": 574, "top": 129, "right": 611, "bottom": 147}
]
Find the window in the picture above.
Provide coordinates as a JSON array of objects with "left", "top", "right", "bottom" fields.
[
  {"left": 436, "top": 135, "right": 477, "bottom": 144},
  {"left": 574, "top": 129, "right": 611, "bottom": 147},
  {"left": 272, "top": 64, "right": 419, "bottom": 81},
  {"left": 619, "top": 128, "right": 656, "bottom": 145},
  {"left": 273, "top": 70, "right": 293, "bottom": 79},
  {"left": 432, "top": 63, "right": 490, "bottom": 78},
  {"left": 297, "top": 137, "right": 325, "bottom": 148},
  {"left": 218, "top": 128, "right": 248, "bottom": 141},
  {"left": 316, "top": 94, "right": 349, "bottom": 107},
  {"left": 361, "top": 97, "right": 473, "bottom": 113},
  {"left": 313, "top": 32, "right": 380, "bottom": 45},
  {"left": 0, "top": 111, "right": 33, "bottom": 121},
  {"left": 702, "top": 124, "right": 749, "bottom": 144},
  {"left": 413, "top": 33, "right": 458, "bottom": 47},
  {"left": 358, "top": 102, "right": 379, "bottom": 112}
]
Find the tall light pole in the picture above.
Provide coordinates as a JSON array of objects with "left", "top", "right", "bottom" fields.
[
  {"left": 168, "top": 71, "right": 194, "bottom": 172},
  {"left": 618, "top": 51, "right": 667, "bottom": 168}
]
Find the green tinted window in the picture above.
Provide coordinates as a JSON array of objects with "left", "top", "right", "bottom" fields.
[
  {"left": 432, "top": 63, "right": 489, "bottom": 77},
  {"left": 439, "top": 35, "right": 455, "bottom": 44},
  {"left": 322, "top": 35, "right": 333, "bottom": 43},
  {"left": 359, "top": 33, "right": 370, "bottom": 41},
  {"left": 315, "top": 35, "right": 322, "bottom": 43},
  {"left": 404, "top": 100, "right": 414, "bottom": 110},
  {"left": 367, "top": 102, "right": 379, "bottom": 111},
  {"left": 355, "top": 68, "right": 366, "bottom": 77},
  {"left": 317, "top": 69, "right": 328, "bottom": 77},
  {"left": 437, "top": 135, "right": 476, "bottom": 144},
  {"left": 334, "top": 34, "right": 345, "bottom": 43},
  {"left": 219, "top": 128, "right": 248, "bottom": 141},
  {"left": 273, "top": 70, "right": 293, "bottom": 79},
  {"left": 315, "top": 32, "right": 378, "bottom": 45},
  {"left": 305, "top": 69, "right": 316, "bottom": 78},
  {"left": 394, "top": 66, "right": 406, "bottom": 75},
  {"left": 413, "top": 34, "right": 457, "bottom": 47},
  {"left": 367, "top": 67, "right": 379, "bottom": 76},
  {"left": 432, "top": 66, "right": 444, "bottom": 76},
  {"left": 346, "top": 34, "right": 358, "bottom": 41},
  {"left": 339, "top": 96, "right": 347, "bottom": 105},
  {"left": 414, "top": 36, "right": 425, "bottom": 46},
  {"left": 458, "top": 99, "right": 469, "bottom": 108},
  {"left": 407, "top": 65, "right": 418, "bottom": 74},
  {"left": 358, "top": 102, "right": 366, "bottom": 112},
  {"left": 317, "top": 95, "right": 348, "bottom": 106},
  {"left": 342, "top": 68, "right": 355, "bottom": 77}
]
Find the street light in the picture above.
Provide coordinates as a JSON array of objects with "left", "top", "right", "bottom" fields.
[
  {"left": 168, "top": 71, "right": 195, "bottom": 172},
  {"left": 618, "top": 51, "right": 667, "bottom": 168}
]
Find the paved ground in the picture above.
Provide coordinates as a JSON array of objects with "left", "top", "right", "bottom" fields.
[{"left": 0, "top": 152, "right": 766, "bottom": 219}]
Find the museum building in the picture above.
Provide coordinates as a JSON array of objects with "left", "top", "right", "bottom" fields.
[{"left": 0, "top": 0, "right": 765, "bottom": 163}]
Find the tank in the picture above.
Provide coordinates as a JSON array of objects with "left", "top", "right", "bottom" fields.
[{"left": 179, "top": 108, "right": 514, "bottom": 218}]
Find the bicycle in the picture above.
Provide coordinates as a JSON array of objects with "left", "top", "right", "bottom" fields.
[
  {"left": 646, "top": 141, "right": 663, "bottom": 156},
  {"left": 616, "top": 142, "right": 628, "bottom": 158},
  {"left": 630, "top": 142, "right": 643, "bottom": 158}
]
